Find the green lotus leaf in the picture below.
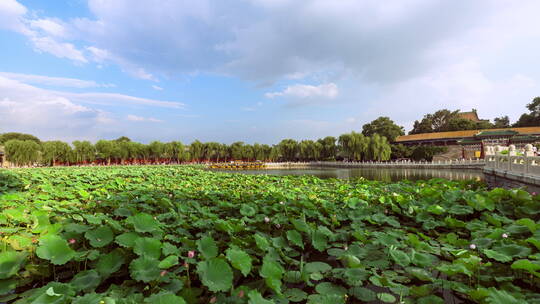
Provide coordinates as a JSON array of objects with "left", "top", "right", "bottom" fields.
[
  {"left": 377, "top": 293, "right": 396, "bottom": 303},
  {"left": 158, "top": 255, "right": 179, "bottom": 269},
  {"left": 284, "top": 288, "right": 308, "bottom": 302},
  {"left": 307, "top": 294, "right": 345, "bottom": 304},
  {"left": 389, "top": 249, "right": 410, "bottom": 267},
  {"left": 286, "top": 230, "right": 304, "bottom": 249},
  {"left": 196, "top": 258, "right": 233, "bottom": 292},
  {"left": 128, "top": 213, "right": 160, "bottom": 234},
  {"left": 260, "top": 255, "right": 284, "bottom": 294},
  {"left": 134, "top": 237, "right": 162, "bottom": 259},
  {"left": 161, "top": 242, "right": 179, "bottom": 256},
  {"left": 515, "top": 218, "right": 537, "bottom": 233},
  {"left": 417, "top": 295, "right": 444, "bottom": 304},
  {"left": 143, "top": 292, "right": 187, "bottom": 304},
  {"left": 305, "top": 261, "right": 332, "bottom": 273},
  {"left": 411, "top": 251, "right": 437, "bottom": 268},
  {"left": 72, "top": 293, "right": 103, "bottom": 304},
  {"left": 63, "top": 223, "right": 90, "bottom": 234},
  {"left": 483, "top": 249, "right": 512, "bottom": 263},
  {"left": 129, "top": 256, "right": 161, "bottom": 282},
  {"left": 115, "top": 232, "right": 139, "bottom": 248},
  {"left": 0, "top": 279, "right": 17, "bottom": 296},
  {"left": 240, "top": 204, "right": 257, "bottom": 217},
  {"left": 485, "top": 287, "right": 528, "bottom": 304},
  {"left": 341, "top": 254, "right": 362, "bottom": 268},
  {"left": 225, "top": 246, "right": 252, "bottom": 277},
  {"left": 406, "top": 267, "right": 433, "bottom": 282},
  {"left": 71, "top": 270, "right": 101, "bottom": 292},
  {"left": 247, "top": 290, "right": 274, "bottom": 304},
  {"left": 492, "top": 244, "right": 531, "bottom": 259},
  {"left": 254, "top": 234, "right": 270, "bottom": 251},
  {"left": 344, "top": 268, "right": 369, "bottom": 286},
  {"left": 511, "top": 259, "right": 540, "bottom": 277},
  {"left": 526, "top": 237, "right": 540, "bottom": 250},
  {"left": 311, "top": 229, "right": 328, "bottom": 252},
  {"left": 31, "top": 282, "right": 76, "bottom": 304},
  {"left": 0, "top": 251, "right": 25, "bottom": 279},
  {"left": 84, "top": 226, "right": 114, "bottom": 248},
  {"left": 315, "top": 282, "right": 347, "bottom": 296},
  {"left": 96, "top": 249, "right": 125, "bottom": 277},
  {"left": 291, "top": 218, "right": 311, "bottom": 233},
  {"left": 350, "top": 287, "right": 376, "bottom": 302},
  {"left": 36, "top": 234, "right": 75, "bottom": 265},
  {"left": 197, "top": 235, "right": 218, "bottom": 259}
]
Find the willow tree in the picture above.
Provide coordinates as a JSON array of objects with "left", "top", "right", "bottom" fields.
[
  {"left": 277, "top": 139, "right": 298, "bottom": 161},
  {"left": 4, "top": 139, "right": 40, "bottom": 166},
  {"left": 368, "top": 134, "right": 391, "bottom": 161},
  {"left": 95, "top": 140, "right": 115, "bottom": 165},
  {"left": 189, "top": 140, "right": 204, "bottom": 162},
  {"left": 318, "top": 136, "right": 336, "bottom": 160},
  {"left": 73, "top": 141, "right": 96, "bottom": 163},
  {"left": 41, "top": 141, "right": 71, "bottom": 166}
]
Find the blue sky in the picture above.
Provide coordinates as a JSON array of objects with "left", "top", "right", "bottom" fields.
[{"left": 1, "top": 0, "right": 540, "bottom": 144}]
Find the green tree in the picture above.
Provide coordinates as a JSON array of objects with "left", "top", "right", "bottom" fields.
[
  {"left": 514, "top": 97, "right": 540, "bottom": 127},
  {"left": 317, "top": 136, "right": 336, "bottom": 160},
  {"left": 41, "top": 141, "right": 71, "bottom": 166},
  {"left": 95, "top": 140, "right": 115, "bottom": 165},
  {"left": 0, "top": 132, "right": 40, "bottom": 145},
  {"left": 493, "top": 116, "right": 510, "bottom": 128},
  {"left": 4, "top": 139, "right": 40, "bottom": 166},
  {"left": 189, "top": 140, "right": 205, "bottom": 162},
  {"left": 362, "top": 117, "right": 405, "bottom": 142},
  {"left": 73, "top": 141, "right": 96, "bottom": 163},
  {"left": 277, "top": 139, "right": 298, "bottom": 161},
  {"left": 410, "top": 109, "right": 460, "bottom": 134}
]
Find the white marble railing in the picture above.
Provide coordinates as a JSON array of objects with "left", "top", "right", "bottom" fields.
[
  {"left": 484, "top": 155, "right": 540, "bottom": 175},
  {"left": 313, "top": 159, "right": 485, "bottom": 167}
]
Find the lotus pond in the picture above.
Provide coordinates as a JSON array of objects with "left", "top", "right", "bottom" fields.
[{"left": 0, "top": 166, "right": 539, "bottom": 304}]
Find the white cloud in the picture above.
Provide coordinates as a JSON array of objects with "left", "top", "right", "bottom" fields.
[
  {"left": 265, "top": 83, "right": 338, "bottom": 99},
  {"left": 62, "top": 92, "right": 183, "bottom": 109},
  {"left": 0, "top": 0, "right": 27, "bottom": 33},
  {"left": 0, "top": 75, "right": 112, "bottom": 141},
  {"left": 127, "top": 114, "right": 163, "bottom": 122},
  {"left": 152, "top": 85, "right": 163, "bottom": 91},
  {"left": 0, "top": 72, "right": 114, "bottom": 88},
  {"left": 30, "top": 18, "right": 68, "bottom": 38}
]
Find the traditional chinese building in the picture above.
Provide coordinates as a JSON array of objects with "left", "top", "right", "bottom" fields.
[{"left": 395, "top": 127, "right": 540, "bottom": 159}]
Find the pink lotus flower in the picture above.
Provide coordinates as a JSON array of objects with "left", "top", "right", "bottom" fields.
[
  {"left": 276, "top": 223, "right": 281, "bottom": 229},
  {"left": 210, "top": 296, "right": 217, "bottom": 303},
  {"left": 502, "top": 233, "right": 508, "bottom": 238},
  {"left": 264, "top": 216, "right": 270, "bottom": 223},
  {"left": 188, "top": 251, "right": 196, "bottom": 258},
  {"left": 69, "top": 239, "right": 76, "bottom": 244},
  {"left": 469, "top": 244, "right": 476, "bottom": 250},
  {"left": 238, "top": 290, "right": 245, "bottom": 298},
  {"left": 160, "top": 270, "right": 167, "bottom": 277},
  {"left": 533, "top": 192, "right": 537, "bottom": 196},
  {"left": 183, "top": 262, "right": 189, "bottom": 268}
]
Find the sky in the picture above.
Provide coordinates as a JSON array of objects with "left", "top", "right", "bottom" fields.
[{"left": 1, "top": 0, "right": 540, "bottom": 144}]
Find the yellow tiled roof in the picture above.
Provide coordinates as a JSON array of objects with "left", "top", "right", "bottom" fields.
[{"left": 396, "top": 126, "right": 540, "bottom": 142}]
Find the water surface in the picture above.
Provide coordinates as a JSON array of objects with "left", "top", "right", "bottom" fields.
[{"left": 212, "top": 167, "right": 484, "bottom": 182}]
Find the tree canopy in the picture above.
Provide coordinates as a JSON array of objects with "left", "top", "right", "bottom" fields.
[
  {"left": 361, "top": 116, "right": 404, "bottom": 142},
  {"left": 513, "top": 97, "right": 540, "bottom": 127},
  {"left": 0, "top": 132, "right": 41, "bottom": 144}
]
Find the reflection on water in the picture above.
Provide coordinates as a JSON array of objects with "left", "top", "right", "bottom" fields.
[{"left": 211, "top": 167, "right": 484, "bottom": 182}]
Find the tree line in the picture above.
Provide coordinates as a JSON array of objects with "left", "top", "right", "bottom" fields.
[
  {"left": 0, "top": 132, "right": 395, "bottom": 167},
  {"left": 409, "top": 97, "right": 540, "bottom": 135}
]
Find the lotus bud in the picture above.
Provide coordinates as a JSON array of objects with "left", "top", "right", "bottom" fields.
[
  {"left": 276, "top": 223, "right": 281, "bottom": 228},
  {"left": 279, "top": 201, "right": 284, "bottom": 205},
  {"left": 469, "top": 244, "right": 476, "bottom": 250},
  {"left": 502, "top": 233, "right": 508, "bottom": 239},
  {"left": 188, "top": 250, "right": 196, "bottom": 258},
  {"left": 210, "top": 296, "right": 217, "bottom": 303},
  {"left": 533, "top": 192, "right": 537, "bottom": 196},
  {"left": 69, "top": 239, "right": 76, "bottom": 244},
  {"left": 160, "top": 270, "right": 167, "bottom": 277},
  {"left": 264, "top": 216, "right": 270, "bottom": 223},
  {"left": 238, "top": 290, "right": 245, "bottom": 298}
]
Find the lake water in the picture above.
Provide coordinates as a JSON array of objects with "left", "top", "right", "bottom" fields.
[{"left": 212, "top": 167, "right": 484, "bottom": 182}]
